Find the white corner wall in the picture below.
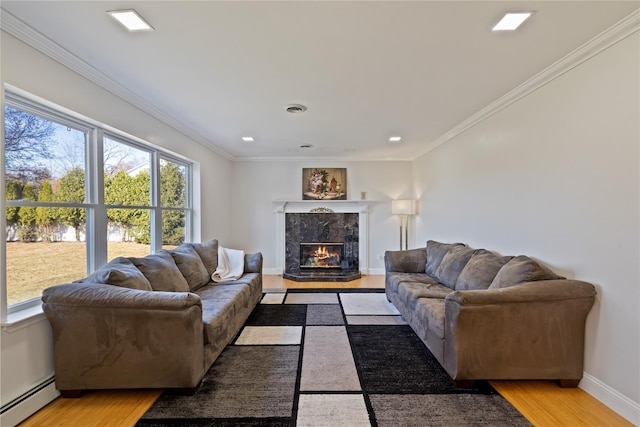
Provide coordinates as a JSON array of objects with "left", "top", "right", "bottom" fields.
[
  {"left": 412, "top": 33, "right": 639, "bottom": 423},
  {"left": 1, "top": 31, "right": 233, "bottom": 424},
  {"left": 229, "top": 160, "right": 414, "bottom": 274}
]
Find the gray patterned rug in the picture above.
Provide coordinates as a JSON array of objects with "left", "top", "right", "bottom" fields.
[{"left": 137, "top": 289, "right": 532, "bottom": 426}]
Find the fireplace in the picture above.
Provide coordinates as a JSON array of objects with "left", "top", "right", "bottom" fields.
[
  {"left": 282, "top": 210, "right": 361, "bottom": 282},
  {"left": 300, "top": 243, "right": 343, "bottom": 269}
]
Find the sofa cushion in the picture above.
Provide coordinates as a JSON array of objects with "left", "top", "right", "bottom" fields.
[
  {"left": 75, "top": 257, "right": 152, "bottom": 291},
  {"left": 415, "top": 297, "right": 446, "bottom": 339},
  {"left": 170, "top": 244, "right": 211, "bottom": 291},
  {"left": 434, "top": 246, "right": 475, "bottom": 289},
  {"left": 489, "top": 255, "right": 565, "bottom": 289},
  {"left": 398, "top": 281, "right": 452, "bottom": 313},
  {"left": 455, "top": 249, "right": 514, "bottom": 291},
  {"left": 190, "top": 240, "right": 219, "bottom": 276},
  {"left": 130, "top": 250, "right": 190, "bottom": 292},
  {"left": 425, "top": 240, "right": 464, "bottom": 277}
]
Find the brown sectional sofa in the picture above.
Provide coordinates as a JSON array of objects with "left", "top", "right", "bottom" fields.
[
  {"left": 385, "top": 240, "right": 596, "bottom": 387},
  {"left": 41, "top": 239, "right": 262, "bottom": 397}
]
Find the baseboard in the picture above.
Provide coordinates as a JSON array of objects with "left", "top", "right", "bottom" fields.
[
  {"left": 580, "top": 372, "right": 640, "bottom": 425},
  {"left": 366, "top": 268, "right": 385, "bottom": 276},
  {"left": 0, "top": 378, "right": 59, "bottom": 427}
]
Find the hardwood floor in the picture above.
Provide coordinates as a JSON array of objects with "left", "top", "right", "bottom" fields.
[{"left": 19, "top": 275, "right": 632, "bottom": 427}]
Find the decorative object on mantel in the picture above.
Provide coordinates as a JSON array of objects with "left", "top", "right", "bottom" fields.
[
  {"left": 392, "top": 199, "right": 417, "bottom": 250},
  {"left": 309, "top": 207, "right": 335, "bottom": 213},
  {"left": 302, "top": 168, "right": 347, "bottom": 200}
]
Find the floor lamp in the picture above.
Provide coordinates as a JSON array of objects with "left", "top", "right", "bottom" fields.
[{"left": 392, "top": 199, "right": 416, "bottom": 250}]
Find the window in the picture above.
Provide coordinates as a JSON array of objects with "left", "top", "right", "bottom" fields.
[
  {"left": 160, "top": 158, "right": 189, "bottom": 249},
  {"left": 3, "top": 91, "right": 193, "bottom": 312}
]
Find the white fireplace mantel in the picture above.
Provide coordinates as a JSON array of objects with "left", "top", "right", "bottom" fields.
[{"left": 272, "top": 200, "right": 372, "bottom": 275}]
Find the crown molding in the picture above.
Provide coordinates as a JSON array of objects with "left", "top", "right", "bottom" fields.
[
  {"left": 2, "top": 8, "right": 637, "bottom": 163},
  {"left": 0, "top": 10, "right": 234, "bottom": 161},
  {"left": 414, "top": 9, "right": 640, "bottom": 160}
]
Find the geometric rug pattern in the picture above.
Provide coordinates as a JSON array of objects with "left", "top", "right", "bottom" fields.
[{"left": 137, "top": 289, "right": 532, "bottom": 426}]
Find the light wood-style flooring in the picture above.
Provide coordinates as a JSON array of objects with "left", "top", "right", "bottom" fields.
[{"left": 19, "top": 275, "right": 632, "bottom": 427}]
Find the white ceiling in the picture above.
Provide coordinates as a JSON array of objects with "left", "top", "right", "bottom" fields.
[{"left": 1, "top": 1, "right": 638, "bottom": 161}]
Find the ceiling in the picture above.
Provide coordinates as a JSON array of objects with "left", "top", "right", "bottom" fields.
[{"left": 1, "top": 1, "right": 638, "bottom": 161}]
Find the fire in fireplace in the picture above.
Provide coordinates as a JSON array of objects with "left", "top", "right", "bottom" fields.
[{"left": 300, "top": 243, "right": 344, "bottom": 269}]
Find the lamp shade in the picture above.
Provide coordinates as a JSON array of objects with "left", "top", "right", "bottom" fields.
[{"left": 392, "top": 199, "right": 416, "bottom": 215}]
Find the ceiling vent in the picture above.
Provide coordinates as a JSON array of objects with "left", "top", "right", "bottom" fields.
[{"left": 285, "top": 104, "right": 307, "bottom": 113}]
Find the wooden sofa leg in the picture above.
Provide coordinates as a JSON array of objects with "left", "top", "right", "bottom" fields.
[
  {"left": 559, "top": 379, "right": 580, "bottom": 388},
  {"left": 59, "top": 390, "right": 82, "bottom": 398},
  {"left": 170, "top": 379, "right": 203, "bottom": 396}
]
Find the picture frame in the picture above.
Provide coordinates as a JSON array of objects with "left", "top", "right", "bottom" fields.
[{"left": 302, "top": 168, "right": 347, "bottom": 200}]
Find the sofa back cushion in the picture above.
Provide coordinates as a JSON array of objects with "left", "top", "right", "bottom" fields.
[
  {"left": 170, "top": 244, "right": 211, "bottom": 291},
  {"left": 130, "top": 250, "right": 190, "bottom": 292},
  {"left": 434, "top": 245, "right": 474, "bottom": 289},
  {"left": 76, "top": 257, "right": 152, "bottom": 291},
  {"left": 190, "top": 239, "right": 219, "bottom": 276},
  {"left": 455, "top": 249, "right": 513, "bottom": 291},
  {"left": 425, "top": 240, "right": 464, "bottom": 277},
  {"left": 489, "top": 255, "right": 565, "bottom": 289}
]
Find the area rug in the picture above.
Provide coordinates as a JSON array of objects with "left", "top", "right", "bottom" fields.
[{"left": 137, "top": 289, "right": 532, "bottom": 427}]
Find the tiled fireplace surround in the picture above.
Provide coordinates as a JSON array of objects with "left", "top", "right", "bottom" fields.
[{"left": 273, "top": 201, "right": 371, "bottom": 281}]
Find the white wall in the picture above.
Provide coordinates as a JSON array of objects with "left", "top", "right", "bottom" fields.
[
  {"left": 230, "top": 160, "right": 414, "bottom": 273},
  {"left": 413, "top": 34, "right": 639, "bottom": 422},
  {"left": 0, "top": 31, "right": 233, "bottom": 423}
]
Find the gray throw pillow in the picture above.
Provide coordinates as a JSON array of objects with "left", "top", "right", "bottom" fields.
[
  {"left": 129, "top": 250, "right": 190, "bottom": 292},
  {"left": 190, "top": 239, "right": 218, "bottom": 276},
  {"left": 170, "top": 244, "right": 210, "bottom": 291},
  {"left": 489, "top": 255, "right": 565, "bottom": 289},
  {"left": 76, "top": 257, "right": 152, "bottom": 291},
  {"left": 455, "top": 249, "right": 513, "bottom": 291},
  {"left": 425, "top": 240, "right": 464, "bottom": 277},
  {"left": 434, "top": 245, "right": 475, "bottom": 289}
]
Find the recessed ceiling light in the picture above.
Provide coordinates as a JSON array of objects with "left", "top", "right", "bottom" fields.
[
  {"left": 389, "top": 136, "right": 402, "bottom": 143},
  {"left": 242, "top": 136, "right": 254, "bottom": 142},
  {"left": 108, "top": 10, "right": 154, "bottom": 32},
  {"left": 492, "top": 12, "right": 532, "bottom": 31},
  {"left": 285, "top": 104, "right": 307, "bottom": 114}
]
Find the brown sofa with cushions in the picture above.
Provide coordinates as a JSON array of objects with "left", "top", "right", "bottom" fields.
[
  {"left": 385, "top": 240, "right": 596, "bottom": 387},
  {"left": 41, "top": 240, "right": 262, "bottom": 397}
]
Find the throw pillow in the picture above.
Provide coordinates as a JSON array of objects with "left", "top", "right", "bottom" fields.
[
  {"left": 190, "top": 239, "right": 218, "bottom": 276},
  {"left": 170, "top": 244, "right": 210, "bottom": 291},
  {"left": 425, "top": 240, "right": 464, "bottom": 277},
  {"left": 75, "top": 257, "right": 152, "bottom": 291},
  {"left": 129, "top": 250, "right": 190, "bottom": 292},
  {"left": 434, "top": 245, "right": 475, "bottom": 289},
  {"left": 489, "top": 255, "right": 565, "bottom": 289},
  {"left": 455, "top": 249, "right": 513, "bottom": 291}
]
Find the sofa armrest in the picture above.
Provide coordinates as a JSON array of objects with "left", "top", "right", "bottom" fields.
[
  {"left": 445, "top": 279, "right": 596, "bottom": 305},
  {"left": 42, "top": 283, "right": 205, "bottom": 391},
  {"left": 443, "top": 280, "right": 596, "bottom": 382},
  {"left": 384, "top": 247, "right": 427, "bottom": 273},
  {"left": 244, "top": 252, "right": 263, "bottom": 274},
  {"left": 43, "top": 282, "right": 202, "bottom": 309}
]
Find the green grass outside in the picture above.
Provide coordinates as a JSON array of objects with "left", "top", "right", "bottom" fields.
[{"left": 5, "top": 241, "right": 152, "bottom": 306}]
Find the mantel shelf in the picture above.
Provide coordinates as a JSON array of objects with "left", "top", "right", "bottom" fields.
[{"left": 272, "top": 200, "right": 373, "bottom": 214}]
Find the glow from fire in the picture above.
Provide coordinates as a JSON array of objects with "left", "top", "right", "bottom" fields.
[{"left": 302, "top": 244, "right": 342, "bottom": 268}]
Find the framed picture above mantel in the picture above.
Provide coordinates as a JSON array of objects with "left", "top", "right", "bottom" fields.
[{"left": 302, "top": 168, "right": 347, "bottom": 200}]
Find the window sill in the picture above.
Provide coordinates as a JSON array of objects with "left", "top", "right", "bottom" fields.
[{"left": 1, "top": 305, "right": 47, "bottom": 333}]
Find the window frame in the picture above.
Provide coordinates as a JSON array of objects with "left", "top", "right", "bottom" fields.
[{"left": 2, "top": 89, "right": 194, "bottom": 321}]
